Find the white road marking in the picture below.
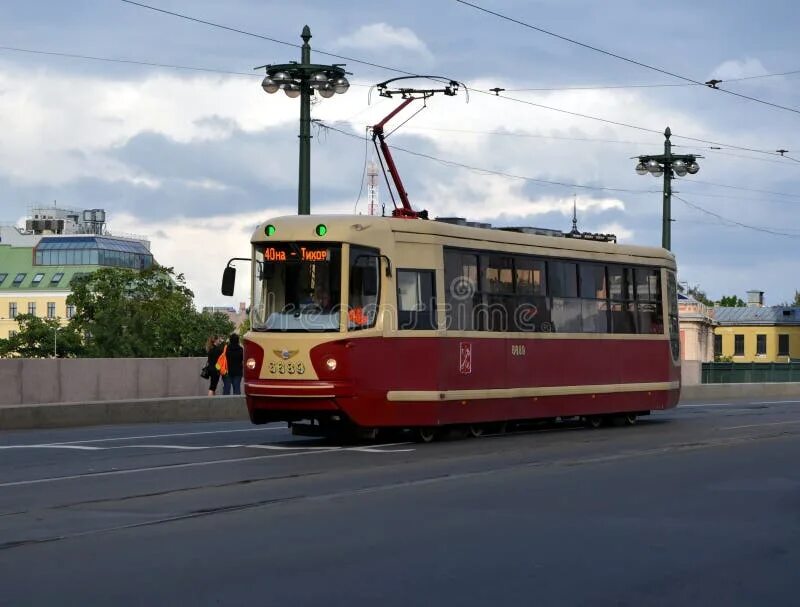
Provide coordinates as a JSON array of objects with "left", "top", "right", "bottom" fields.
[
  {"left": 721, "top": 420, "right": 800, "bottom": 431},
  {"left": 751, "top": 400, "right": 800, "bottom": 405},
  {"left": 678, "top": 403, "right": 733, "bottom": 408},
  {"left": 42, "top": 425, "right": 286, "bottom": 446},
  {"left": 0, "top": 444, "right": 103, "bottom": 451}
]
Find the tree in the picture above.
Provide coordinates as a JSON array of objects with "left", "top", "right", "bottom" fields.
[
  {"left": 778, "top": 290, "right": 800, "bottom": 307},
  {"left": 678, "top": 281, "right": 713, "bottom": 306},
  {"left": 718, "top": 295, "right": 745, "bottom": 307},
  {"left": 67, "top": 266, "right": 234, "bottom": 358},
  {"left": 0, "top": 314, "right": 84, "bottom": 358}
]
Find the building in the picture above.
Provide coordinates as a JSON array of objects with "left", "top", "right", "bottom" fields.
[
  {"left": 714, "top": 305, "right": 800, "bottom": 362},
  {"left": 678, "top": 293, "right": 716, "bottom": 384},
  {"left": 0, "top": 206, "right": 153, "bottom": 340}
]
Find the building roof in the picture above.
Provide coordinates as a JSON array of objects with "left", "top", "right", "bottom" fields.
[
  {"left": 714, "top": 306, "right": 800, "bottom": 326},
  {"left": 0, "top": 244, "right": 98, "bottom": 292}
]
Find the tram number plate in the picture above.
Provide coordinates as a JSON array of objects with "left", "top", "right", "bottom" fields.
[
  {"left": 268, "top": 361, "right": 306, "bottom": 375},
  {"left": 511, "top": 344, "right": 526, "bottom": 356}
]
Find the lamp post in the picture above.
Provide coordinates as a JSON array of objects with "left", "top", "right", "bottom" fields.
[
  {"left": 635, "top": 127, "right": 701, "bottom": 250},
  {"left": 259, "top": 26, "right": 350, "bottom": 215}
]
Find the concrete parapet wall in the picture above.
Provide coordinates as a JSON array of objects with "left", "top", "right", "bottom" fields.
[
  {"left": 0, "top": 357, "right": 210, "bottom": 406},
  {"left": 0, "top": 396, "right": 248, "bottom": 430},
  {"left": 680, "top": 382, "right": 800, "bottom": 401}
]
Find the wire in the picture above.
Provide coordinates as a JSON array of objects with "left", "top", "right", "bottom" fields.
[
  {"left": 673, "top": 195, "right": 800, "bottom": 237},
  {"left": 454, "top": 0, "right": 800, "bottom": 117},
  {"left": 116, "top": 0, "right": 797, "bottom": 160},
  {"left": 504, "top": 69, "right": 800, "bottom": 92},
  {"left": 119, "top": 0, "right": 416, "bottom": 77},
  {"left": 320, "top": 122, "right": 656, "bottom": 195},
  {"left": 675, "top": 178, "right": 800, "bottom": 200},
  {"left": 0, "top": 44, "right": 258, "bottom": 77}
]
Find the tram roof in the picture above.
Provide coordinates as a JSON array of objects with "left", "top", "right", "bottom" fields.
[{"left": 253, "top": 215, "right": 675, "bottom": 268}]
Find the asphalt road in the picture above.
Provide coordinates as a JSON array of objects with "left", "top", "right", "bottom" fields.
[{"left": 1, "top": 397, "right": 799, "bottom": 606}]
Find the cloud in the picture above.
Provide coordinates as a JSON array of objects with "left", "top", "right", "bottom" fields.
[
  {"left": 709, "top": 58, "right": 769, "bottom": 81},
  {"left": 336, "top": 23, "right": 432, "bottom": 59}
]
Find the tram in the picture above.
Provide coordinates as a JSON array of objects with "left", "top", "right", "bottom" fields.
[
  {"left": 222, "top": 214, "right": 680, "bottom": 440},
  {"left": 220, "top": 76, "right": 680, "bottom": 440}
]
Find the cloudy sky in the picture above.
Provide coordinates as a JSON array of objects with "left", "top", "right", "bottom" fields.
[{"left": 2, "top": 0, "right": 800, "bottom": 306}]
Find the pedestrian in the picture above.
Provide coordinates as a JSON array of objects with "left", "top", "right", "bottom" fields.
[
  {"left": 206, "top": 335, "right": 223, "bottom": 396},
  {"left": 223, "top": 333, "right": 244, "bottom": 395}
]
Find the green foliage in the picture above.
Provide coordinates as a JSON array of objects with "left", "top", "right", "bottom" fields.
[
  {"left": 0, "top": 314, "right": 84, "bottom": 358},
  {"left": 678, "top": 281, "right": 713, "bottom": 306},
  {"left": 718, "top": 295, "right": 745, "bottom": 307},
  {"left": 64, "top": 266, "right": 234, "bottom": 358},
  {"left": 779, "top": 291, "right": 800, "bottom": 307},
  {"left": 238, "top": 315, "right": 251, "bottom": 335}
]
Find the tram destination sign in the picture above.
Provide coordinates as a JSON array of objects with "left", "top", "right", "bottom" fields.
[{"left": 262, "top": 244, "right": 331, "bottom": 263}]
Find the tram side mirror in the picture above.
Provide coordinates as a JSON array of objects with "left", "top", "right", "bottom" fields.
[{"left": 221, "top": 266, "right": 236, "bottom": 296}]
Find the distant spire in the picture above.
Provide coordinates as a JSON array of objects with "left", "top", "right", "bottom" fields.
[{"left": 570, "top": 194, "right": 580, "bottom": 235}]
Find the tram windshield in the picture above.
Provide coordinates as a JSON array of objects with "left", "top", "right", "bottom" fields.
[{"left": 252, "top": 243, "right": 343, "bottom": 332}]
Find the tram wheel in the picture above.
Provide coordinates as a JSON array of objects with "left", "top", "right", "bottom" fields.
[
  {"left": 415, "top": 427, "right": 439, "bottom": 443},
  {"left": 623, "top": 413, "right": 637, "bottom": 426},
  {"left": 468, "top": 424, "right": 485, "bottom": 438},
  {"left": 585, "top": 415, "right": 604, "bottom": 429}
]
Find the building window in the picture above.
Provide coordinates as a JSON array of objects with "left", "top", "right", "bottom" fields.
[
  {"left": 9, "top": 303, "right": 17, "bottom": 319},
  {"left": 31, "top": 272, "right": 45, "bottom": 286},
  {"left": 778, "top": 334, "right": 790, "bottom": 357},
  {"left": 734, "top": 334, "right": 745, "bottom": 356},
  {"left": 714, "top": 334, "right": 722, "bottom": 357},
  {"left": 66, "top": 304, "right": 76, "bottom": 319},
  {"left": 0, "top": 273, "right": 7, "bottom": 285},
  {"left": 50, "top": 272, "right": 65, "bottom": 285},
  {"left": 12, "top": 273, "right": 26, "bottom": 286},
  {"left": 756, "top": 334, "right": 767, "bottom": 356},
  {"left": 47, "top": 302, "right": 56, "bottom": 319},
  {"left": 27, "top": 302, "right": 37, "bottom": 316}
]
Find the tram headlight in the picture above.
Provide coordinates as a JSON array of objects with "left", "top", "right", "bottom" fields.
[
  {"left": 246, "top": 358, "right": 257, "bottom": 370},
  {"left": 325, "top": 358, "right": 337, "bottom": 371}
]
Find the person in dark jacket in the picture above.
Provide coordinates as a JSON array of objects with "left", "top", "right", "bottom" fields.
[
  {"left": 206, "top": 335, "right": 224, "bottom": 396},
  {"left": 222, "top": 333, "right": 244, "bottom": 395}
]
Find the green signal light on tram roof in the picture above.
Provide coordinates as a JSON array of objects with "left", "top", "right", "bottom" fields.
[
  {"left": 265, "top": 224, "right": 276, "bottom": 237},
  {"left": 315, "top": 224, "right": 328, "bottom": 237}
]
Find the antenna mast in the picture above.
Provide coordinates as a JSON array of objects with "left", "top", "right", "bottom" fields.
[{"left": 367, "top": 159, "right": 379, "bottom": 216}]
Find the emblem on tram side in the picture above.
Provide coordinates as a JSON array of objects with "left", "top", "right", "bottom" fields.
[
  {"left": 273, "top": 349, "right": 299, "bottom": 360},
  {"left": 459, "top": 342, "right": 472, "bottom": 375}
]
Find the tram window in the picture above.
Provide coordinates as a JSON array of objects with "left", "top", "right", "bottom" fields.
[
  {"left": 512, "top": 295, "right": 551, "bottom": 332},
  {"left": 608, "top": 265, "right": 635, "bottom": 301},
  {"left": 582, "top": 299, "right": 609, "bottom": 333},
  {"left": 579, "top": 264, "right": 607, "bottom": 299},
  {"left": 444, "top": 249, "right": 479, "bottom": 331},
  {"left": 551, "top": 297, "right": 582, "bottom": 332},
  {"left": 610, "top": 302, "right": 637, "bottom": 334},
  {"left": 515, "top": 258, "right": 546, "bottom": 295},
  {"left": 485, "top": 256, "right": 514, "bottom": 294},
  {"left": 397, "top": 270, "right": 436, "bottom": 330},
  {"left": 549, "top": 261, "right": 578, "bottom": 298},
  {"left": 349, "top": 246, "right": 380, "bottom": 331}
]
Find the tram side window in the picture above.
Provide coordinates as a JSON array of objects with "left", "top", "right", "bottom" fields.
[
  {"left": 482, "top": 255, "right": 513, "bottom": 332},
  {"left": 635, "top": 268, "right": 664, "bottom": 334},
  {"left": 513, "top": 257, "right": 550, "bottom": 332},
  {"left": 349, "top": 246, "right": 380, "bottom": 330},
  {"left": 579, "top": 263, "right": 609, "bottom": 333},
  {"left": 397, "top": 270, "right": 437, "bottom": 330},
  {"left": 444, "top": 250, "right": 479, "bottom": 331},
  {"left": 608, "top": 265, "right": 636, "bottom": 334},
  {"left": 550, "top": 261, "right": 581, "bottom": 332}
]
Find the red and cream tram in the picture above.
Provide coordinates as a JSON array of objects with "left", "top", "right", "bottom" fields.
[{"left": 223, "top": 214, "right": 680, "bottom": 440}]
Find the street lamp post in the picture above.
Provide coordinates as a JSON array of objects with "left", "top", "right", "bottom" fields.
[
  {"left": 259, "top": 26, "right": 350, "bottom": 215},
  {"left": 635, "top": 127, "right": 701, "bottom": 250}
]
